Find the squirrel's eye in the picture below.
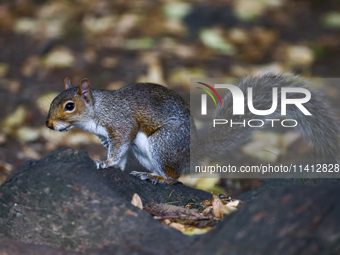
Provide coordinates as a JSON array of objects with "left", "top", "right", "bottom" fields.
[{"left": 64, "top": 102, "right": 75, "bottom": 112}]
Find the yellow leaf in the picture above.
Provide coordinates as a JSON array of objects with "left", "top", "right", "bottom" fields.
[
  {"left": 1, "top": 106, "right": 26, "bottom": 135},
  {"left": 131, "top": 193, "right": 143, "bottom": 210}
]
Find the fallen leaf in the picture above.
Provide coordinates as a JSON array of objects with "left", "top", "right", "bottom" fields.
[
  {"left": 124, "top": 37, "right": 154, "bottom": 50},
  {"left": 212, "top": 195, "right": 224, "bottom": 218},
  {"left": 234, "top": 0, "right": 281, "bottom": 21},
  {"left": 163, "top": 2, "right": 191, "bottom": 21},
  {"left": 183, "top": 227, "right": 212, "bottom": 236},
  {"left": 202, "top": 206, "right": 213, "bottom": 216},
  {"left": 169, "top": 222, "right": 186, "bottom": 232},
  {"left": 18, "top": 146, "right": 41, "bottom": 160},
  {"left": 43, "top": 47, "right": 75, "bottom": 68},
  {"left": 131, "top": 193, "right": 143, "bottom": 210},
  {"left": 17, "top": 127, "right": 41, "bottom": 143},
  {"left": 322, "top": 12, "right": 340, "bottom": 28},
  {"left": 83, "top": 15, "right": 116, "bottom": 35},
  {"left": 21, "top": 56, "right": 40, "bottom": 77},
  {"left": 100, "top": 57, "right": 118, "bottom": 69},
  {"left": 13, "top": 18, "right": 38, "bottom": 35},
  {"left": 168, "top": 67, "right": 206, "bottom": 86},
  {"left": 0, "top": 63, "right": 9, "bottom": 77},
  {"left": 200, "top": 28, "right": 236, "bottom": 55},
  {"left": 212, "top": 195, "right": 240, "bottom": 218},
  {"left": 0, "top": 160, "right": 14, "bottom": 173},
  {"left": 36, "top": 92, "right": 60, "bottom": 115},
  {"left": 285, "top": 45, "right": 314, "bottom": 67},
  {"left": 1, "top": 106, "right": 26, "bottom": 135}
]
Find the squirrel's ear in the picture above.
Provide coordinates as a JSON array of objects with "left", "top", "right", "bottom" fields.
[
  {"left": 64, "top": 77, "right": 72, "bottom": 90},
  {"left": 78, "top": 78, "right": 92, "bottom": 104}
]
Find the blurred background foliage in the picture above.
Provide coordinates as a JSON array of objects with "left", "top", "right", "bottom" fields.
[{"left": 0, "top": 0, "right": 339, "bottom": 193}]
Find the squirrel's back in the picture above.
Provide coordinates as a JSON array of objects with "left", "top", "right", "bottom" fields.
[
  {"left": 118, "top": 83, "right": 189, "bottom": 117},
  {"left": 98, "top": 83, "right": 191, "bottom": 136}
]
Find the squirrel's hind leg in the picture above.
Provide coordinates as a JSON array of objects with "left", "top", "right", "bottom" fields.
[
  {"left": 130, "top": 171, "right": 177, "bottom": 185},
  {"left": 131, "top": 120, "right": 190, "bottom": 184}
]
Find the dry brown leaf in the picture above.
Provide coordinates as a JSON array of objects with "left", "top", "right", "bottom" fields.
[
  {"left": 285, "top": 45, "right": 314, "bottom": 67},
  {"left": 146, "top": 203, "right": 202, "bottom": 218},
  {"left": 0, "top": 160, "right": 14, "bottom": 173},
  {"left": 83, "top": 15, "right": 116, "bottom": 35},
  {"left": 131, "top": 193, "right": 143, "bottom": 210},
  {"left": 36, "top": 92, "right": 60, "bottom": 115},
  {"left": 18, "top": 146, "right": 41, "bottom": 160},
  {"left": 183, "top": 226, "right": 212, "bottom": 236},
  {"left": 43, "top": 47, "right": 75, "bottom": 68},
  {"left": 202, "top": 206, "right": 213, "bottom": 216},
  {"left": 1, "top": 106, "right": 26, "bottom": 135},
  {"left": 169, "top": 222, "right": 186, "bottom": 232},
  {"left": 17, "top": 127, "right": 41, "bottom": 143},
  {"left": 168, "top": 222, "right": 212, "bottom": 235},
  {"left": 100, "top": 57, "right": 118, "bottom": 69},
  {"left": 0, "top": 4, "right": 15, "bottom": 30},
  {"left": 21, "top": 56, "right": 40, "bottom": 77},
  {"left": 13, "top": 18, "right": 38, "bottom": 35},
  {"left": 220, "top": 202, "right": 238, "bottom": 215},
  {"left": 0, "top": 63, "right": 9, "bottom": 77},
  {"left": 140, "top": 52, "right": 166, "bottom": 85},
  {"left": 212, "top": 195, "right": 240, "bottom": 218},
  {"left": 0, "top": 134, "right": 6, "bottom": 145},
  {"left": 212, "top": 195, "right": 224, "bottom": 218}
]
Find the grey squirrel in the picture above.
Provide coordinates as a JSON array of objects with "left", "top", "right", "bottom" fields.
[{"left": 46, "top": 74, "right": 339, "bottom": 184}]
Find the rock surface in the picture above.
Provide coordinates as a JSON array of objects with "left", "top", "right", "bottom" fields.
[
  {"left": 0, "top": 148, "right": 339, "bottom": 255},
  {"left": 0, "top": 148, "right": 209, "bottom": 254},
  {"left": 189, "top": 184, "right": 340, "bottom": 255}
]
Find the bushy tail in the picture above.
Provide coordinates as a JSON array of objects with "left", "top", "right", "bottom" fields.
[{"left": 202, "top": 73, "right": 339, "bottom": 161}]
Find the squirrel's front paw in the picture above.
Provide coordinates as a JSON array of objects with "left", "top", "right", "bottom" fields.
[{"left": 94, "top": 159, "right": 108, "bottom": 169}]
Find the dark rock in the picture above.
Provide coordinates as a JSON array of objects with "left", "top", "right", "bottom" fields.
[
  {"left": 191, "top": 184, "right": 340, "bottom": 255},
  {"left": 0, "top": 238, "right": 81, "bottom": 255},
  {"left": 238, "top": 178, "right": 340, "bottom": 201},
  {"left": 1, "top": 147, "right": 340, "bottom": 255},
  {"left": 0, "top": 148, "right": 208, "bottom": 254},
  {"left": 100, "top": 163, "right": 212, "bottom": 207}
]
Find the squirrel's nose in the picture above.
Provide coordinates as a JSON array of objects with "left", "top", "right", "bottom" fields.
[{"left": 46, "top": 119, "right": 54, "bottom": 130}]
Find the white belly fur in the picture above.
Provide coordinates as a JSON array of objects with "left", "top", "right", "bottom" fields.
[
  {"left": 132, "top": 132, "right": 157, "bottom": 174},
  {"left": 76, "top": 120, "right": 109, "bottom": 138}
]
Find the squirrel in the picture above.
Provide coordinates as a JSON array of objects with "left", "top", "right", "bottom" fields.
[{"left": 46, "top": 74, "right": 339, "bottom": 184}]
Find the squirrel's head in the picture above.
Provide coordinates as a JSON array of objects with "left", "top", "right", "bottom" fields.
[{"left": 46, "top": 77, "right": 93, "bottom": 132}]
